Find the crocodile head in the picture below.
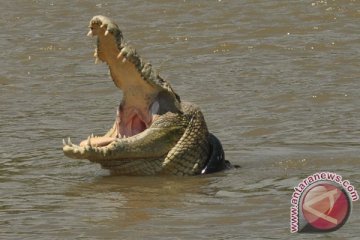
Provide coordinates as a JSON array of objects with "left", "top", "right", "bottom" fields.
[
  {"left": 89, "top": 16, "right": 181, "bottom": 139},
  {"left": 63, "top": 16, "right": 227, "bottom": 175}
]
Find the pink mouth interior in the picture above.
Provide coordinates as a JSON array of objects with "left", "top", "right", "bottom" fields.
[
  {"left": 129, "top": 115, "right": 147, "bottom": 135},
  {"left": 116, "top": 105, "right": 151, "bottom": 138}
]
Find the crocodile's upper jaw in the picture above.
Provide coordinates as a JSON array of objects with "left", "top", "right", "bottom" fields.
[{"left": 88, "top": 16, "right": 179, "bottom": 138}]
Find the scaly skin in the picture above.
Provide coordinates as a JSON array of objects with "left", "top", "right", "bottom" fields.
[{"left": 63, "top": 16, "right": 226, "bottom": 176}]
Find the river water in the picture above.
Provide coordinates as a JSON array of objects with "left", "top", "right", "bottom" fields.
[{"left": 1, "top": 0, "right": 359, "bottom": 239}]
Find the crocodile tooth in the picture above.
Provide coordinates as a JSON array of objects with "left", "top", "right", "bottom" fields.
[
  {"left": 91, "top": 133, "right": 94, "bottom": 138},
  {"left": 68, "top": 137, "right": 73, "bottom": 146},
  {"left": 95, "top": 57, "right": 99, "bottom": 64},
  {"left": 105, "top": 30, "right": 109, "bottom": 36},
  {"left": 87, "top": 136, "right": 91, "bottom": 146},
  {"left": 62, "top": 139, "right": 67, "bottom": 146},
  {"left": 87, "top": 30, "right": 93, "bottom": 37}
]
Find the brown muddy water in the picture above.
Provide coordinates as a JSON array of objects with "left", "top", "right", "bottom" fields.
[{"left": 1, "top": 0, "right": 359, "bottom": 239}]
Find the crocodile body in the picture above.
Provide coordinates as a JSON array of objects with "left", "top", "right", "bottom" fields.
[{"left": 63, "top": 15, "right": 228, "bottom": 176}]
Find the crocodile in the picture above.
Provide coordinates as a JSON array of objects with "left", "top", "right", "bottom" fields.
[{"left": 62, "top": 15, "right": 229, "bottom": 176}]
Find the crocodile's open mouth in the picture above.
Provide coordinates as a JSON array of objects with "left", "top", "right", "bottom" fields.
[
  {"left": 88, "top": 17, "right": 160, "bottom": 140},
  {"left": 77, "top": 16, "right": 181, "bottom": 147}
]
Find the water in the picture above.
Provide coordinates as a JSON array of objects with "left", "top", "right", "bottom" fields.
[{"left": 1, "top": 0, "right": 359, "bottom": 239}]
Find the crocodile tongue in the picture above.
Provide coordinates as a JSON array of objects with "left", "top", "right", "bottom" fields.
[{"left": 116, "top": 102, "right": 154, "bottom": 138}]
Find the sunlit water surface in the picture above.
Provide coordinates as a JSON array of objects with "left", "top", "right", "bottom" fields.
[{"left": 1, "top": 0, "right": 359, "bottom": 239}]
